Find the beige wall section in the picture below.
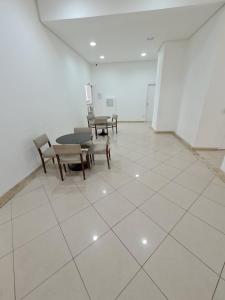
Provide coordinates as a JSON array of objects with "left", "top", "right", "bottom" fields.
[
  {"left": 91, "top": 61, "right": 157, "bottom": 122},
  {"left": 152, "top": 41, "right": 187, "bottom": 132},
  {"left": 177, "top": 5, "right": 225, "bottom": 149},
  {"left": 153, "top": 6, "right": 225, "bottom": 150},
  {"left": 0, "top": 0, "right": 91, "bottom": 197}
]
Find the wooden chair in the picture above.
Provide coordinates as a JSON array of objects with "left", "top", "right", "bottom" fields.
[
  {"left": 74, "top": 127, "right": 93, "bottom": 164},
  {"left": 53, "top": 144, "right": 87, "bottom": 180},
  {"left": 94, "top": 118, "right": 109, "bottom": 139},
  {"left": 33, "top": 134, "right": 55, "bottom": 173},
  {"left": 74, "top": 127, "right": 93, "bottom": 138},
  {"left": 90, "top": 136, "right": 111, "bottom": 169},
  {"left": 87, "top": 115, "right": 95, "bottom": 129},
  {"left": 108, "top": 114, "right": 118, "bottom": 133}
]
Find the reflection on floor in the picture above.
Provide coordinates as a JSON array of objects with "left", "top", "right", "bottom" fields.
[{"left": 1, "top": 123, "right": 225, "bottom": 300}]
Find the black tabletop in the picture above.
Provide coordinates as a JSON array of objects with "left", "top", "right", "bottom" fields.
[{"left": 56, "top": 133, "right": 92, "bottom": 145}]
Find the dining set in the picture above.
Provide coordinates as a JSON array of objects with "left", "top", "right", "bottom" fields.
[
  {"left": 33, "top": 114, "right": 118, "bottom": 181},
  {"left": 87, "top": 113, "right": 118, "bottom": 138}
]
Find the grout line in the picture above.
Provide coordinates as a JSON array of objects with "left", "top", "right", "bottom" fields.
[
  {"left": 4, "top": 124, "right": 225, "bottom": 300},
  {"left": 211, "top": 262, "right": 225, "bottom": 300},
  {"left": 114, "top": 267, "right": 143, "bottom": 300},
  {"left": 20, "top": 259, "right": 74, "bottom": 300},
  {"left": 42, "top": 185, "right": 92, "bottom": 300},
  {"left": 10, "top": 200, "right": 17, "bottom": 300}
]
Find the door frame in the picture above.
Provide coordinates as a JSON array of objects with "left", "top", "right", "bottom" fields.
[{"left": 145, "top": 83, "right": 156, "bottom": 122}]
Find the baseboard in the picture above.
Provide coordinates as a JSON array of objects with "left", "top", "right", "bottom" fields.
[
  {"left": 153, "top": 129, "right": 174, "bottom": 134},
  {"left": 0, "top": 164, "right": 42, "bottom": 208},
  {"left": 173, "top": 133, "right": 193, "bottom": 150},
  {"left": 118, "top": 121, "right": 145, "bottom": 123},
  {"left": 192, "top": 147, "right": 220, "bottom": 151}
]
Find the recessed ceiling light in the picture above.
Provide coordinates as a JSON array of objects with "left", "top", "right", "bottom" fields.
[
  {"left": 93, "top": 235, "right": 98, "bottom": 241},
  {"left": 142, "top": 238, "right": 148, "bottom": 245},
  {"left": 141, "top": 52, "right": 147, "bottom": 57},
  {"left": 100, "top": 55, "right": 105, "bottom": 59},
  {"left": 90, "top": 41, "right": 96, "bottom": 47},
  {"left": 147, "top": 36, "right": 155, "bottom": 41}
]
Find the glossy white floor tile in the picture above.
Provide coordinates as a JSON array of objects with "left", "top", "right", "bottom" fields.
[
  {"left": 61, "top": 206, "right": 109, "bottom": 257},
  {"left": 23, "top": 262, "right": 89, "bottom": 300},
  {"left": 144, "top": 237, "right": 218, "bottom": 300},
  {"left": 171, "top": 213, "right": 225, "bottom": 274},
  {"left": 77, "top": 178, "right": 115, "bottom": 203},
  {"left": 76, "top": 231, "right": 139, "bottom": 300},
  {"left": 138, "top": 171, "right": 170, "bottom": 191},
  {"left": 203, "top": 182, "right": 225, "bottom": 207},
  {"left": 13, "top": 203, "right": 57, "bottom": 249},
  {"left": 114, "top": 210, "right": 166, "bottom": 265},
  {"left": 213, "top": 279, "right": 225, "bottom": 300},
  {"left": 117, "top": 179, "right": 155, "bottom": 207},
  {"left": 175, "top": 172, "right": 212, "bottom": 193},
  {"left": 190, "top": 196, "right": 225, "bottom": 234},
  {"left": 98, "top": 169, "right": 132, "bottom": 189},
  {"left": 0, "top": 254, "right": 14, "bottom": 300},
  {"left": 117, "top": 270, "right": 166, "bottom": 300},
  {"left": 14, "top": 227, "right": 71, "bottom": 299},
  {"left": 0, "top": 201, "right": 11, "bottom": 225},
  {"left": 1, "top": 123, "right": 225, "bottom": 300},
  {"left": 51, "top": 189, "right": 90, "bottom": 222},
  {"left": 152, "top": 163, "right": 182, "bottom": 180},
  {"left": 12, "top": 187, "right": 48, "bottom": 219},
  {"left": 0, "top": 221, "right": 12, "bottom": 258},
  {"left": 141, "top": 193, "right": 185, "bottom": 232},
  {"left": 159, "top": 181, "right": 199, "bottom": 209},
  {"left": 94, "top": 191, "right": 135, "bottom": 227}
]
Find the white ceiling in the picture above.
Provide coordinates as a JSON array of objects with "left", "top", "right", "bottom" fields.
[{"left": 40, "top": 2, "right": 224, "bottom": 64}]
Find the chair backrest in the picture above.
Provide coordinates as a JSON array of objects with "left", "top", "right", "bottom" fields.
[
  {"left": 33, "top": 134, "right": 49, "bottom": 149},
  {"left": 74, "top": 127, "right": 92, "bottom": 134},
  {"left": 53, "top": 144, "right": 82, "bottom": 156},
  {"left": 87, "top": 115, "right": 94, "bottom": 121},
  {"left": 112, "top": 114, "right": 118, "bottom": 120}
]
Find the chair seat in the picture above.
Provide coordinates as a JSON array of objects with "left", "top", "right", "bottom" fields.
[
  {"left": 96, "top": 125, "right": 107, "bottom": 129},
  {"left": 107, "top": 121, "right": 116, "bottom": 126},
  {"left": 42, "top": 147, "right": 55, "bottom": 158},
  {"left": 60, "top": 154, "right": 87, "bottom": 164},
  {"left": 90, "top": 143, "right": 106, "bottom": 154}
]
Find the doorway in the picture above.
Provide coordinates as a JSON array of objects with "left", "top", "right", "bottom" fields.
[{"left": 145, "top": 84, "right": 156, "bottom": 122}]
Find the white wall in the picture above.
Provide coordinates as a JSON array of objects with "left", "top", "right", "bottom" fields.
[
  {"left": 37, "top": 0, "right": 223, "bottom": 21},
  {"left": 0, "top": 0, "right": 91, "bottom": 197},
  {"left": 221, "top": 158, "right": 225, "bottom": 172},
  {"left": 91, "top": 61, "right": 157, "bottom": 121},
  {"left": 177, "top": 6, "right": 225, "bottom": 148},
  {"left": 152, "top": 41, "right": 187, "bottom": 131}
]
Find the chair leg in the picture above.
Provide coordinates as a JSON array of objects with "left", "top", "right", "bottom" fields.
[
  {"left": 95, "top": 126, "right": 98, "bottom": 139},
  {"left": 41, "top": 157, "right": 47, "bottom": 174},
  {"left": 80, "top": 154, "right": 86, "bottom": 180},
  {"left": 52, "top": 157, "right": 55, "bottom": 164},
  {"left": 106, "top": 151, "right": 110, "bottom": 169},
  {"left": 56, "top": 156, "right": 64, "bottom": 181},
  {"left": 116, "top": 125, "right": 118, "bottom": 134},
  {"left": 86, "top": 154, "right": 91, "bottom": 169},
  {"left": 92, "top": 153, "right": 95, "bottom": 164},
  {"left": 63, "top": 164, "right": 67, "bottom": 172},
  {"left": 109, "top": 149, "right": 111, "bottom": 160}
]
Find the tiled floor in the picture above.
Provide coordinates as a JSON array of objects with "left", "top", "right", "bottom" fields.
[{"left": 1, "top": 123, "right": 225, "bottom": 300}]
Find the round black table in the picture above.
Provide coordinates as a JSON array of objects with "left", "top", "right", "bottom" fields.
[
  {"left": 56, "top": 133, "right": 92, "bottom": 171},
  {"left": 56, "top": 133, "right": 92, "bottom": 145}
]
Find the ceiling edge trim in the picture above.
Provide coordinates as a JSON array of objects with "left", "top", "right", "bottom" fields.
[{"left": 34, "top": 0, "right": 91, "bottom": 65}]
